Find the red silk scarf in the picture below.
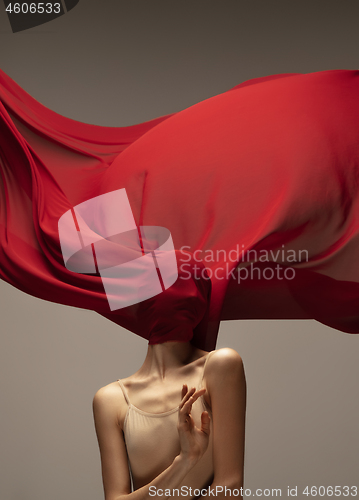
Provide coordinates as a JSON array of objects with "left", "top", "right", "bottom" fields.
[{"left": 1, "top": 68, "right": 359, "bottom": 350}]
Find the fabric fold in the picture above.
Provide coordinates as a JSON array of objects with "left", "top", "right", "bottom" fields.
[{"left": 1, "top": 68, "right": 359, "bottom": 349}]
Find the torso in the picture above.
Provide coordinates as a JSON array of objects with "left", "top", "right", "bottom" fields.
[{"left": 112, "top": 351, "right": 215, "bottom": 493}]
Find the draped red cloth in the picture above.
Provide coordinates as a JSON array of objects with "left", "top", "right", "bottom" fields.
[{"left": 1, "top": 68, "right": 359, "bottom": 350}]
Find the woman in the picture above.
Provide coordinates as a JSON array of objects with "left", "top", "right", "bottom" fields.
[
  {"left": 93, "top": 343, "right": 246, "bottom": 500},
  {"left": 1, "top": 69, "right": 358, "bottom": 497},
  {"left": 93, "top": 342, "right": 246, "bottom": 500},
  {"left": 92, "top": 263, "right": 246, "bottom": 500}
]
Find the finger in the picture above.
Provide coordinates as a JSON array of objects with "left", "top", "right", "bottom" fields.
[
  {"left": 179, "top": 386, "right": 196, "bottom": 409},
  {"left": 180, "top": 388, "right": 206, "bottom": 415},
  {"left": 181, "top": 384, "right": 188, "bottom": 400},
  {"left": 180, "top": 386, "right": 195, "bottom": 405},
  {"left": 179, "top": 387, "right": 206, "bottom": 412},
  {"left": 201, "top": 411, "right": 211, "bottom": 436}
]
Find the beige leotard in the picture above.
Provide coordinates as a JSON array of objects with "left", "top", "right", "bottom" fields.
[{"left": 117, "top": 352, "right": 215, "bottom": 493}]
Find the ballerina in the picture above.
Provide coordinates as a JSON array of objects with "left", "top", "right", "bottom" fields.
[
  {"left": 1, "top": 64, "right": 358, "bottom": 500},
  {"left": 92, "top": 263, "right": 246, "bottom": 500}
]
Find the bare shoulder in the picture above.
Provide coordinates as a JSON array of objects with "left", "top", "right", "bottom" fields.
[
  {"left": 204, "top": 348, "right": 245, "bottom": 398},
  {"left": 201, "top": 348, "right": 245, "bottom": 411},
  {"left": 93, "top": 380, "right": 122, "bottom": 405},
  {"left": 207, "top": 347, "right": 244, "bottom": 374},
  {"left": 92, "top": 381, "right": 128, "bottom": 428}
]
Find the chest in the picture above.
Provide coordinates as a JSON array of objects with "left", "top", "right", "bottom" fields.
[{"left": 123, "top": 397, "right": 213, "bottom": 490}]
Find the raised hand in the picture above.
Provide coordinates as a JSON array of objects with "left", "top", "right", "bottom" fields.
[{"left": 177, "top": 384, "right": 211, "bottom": 466}]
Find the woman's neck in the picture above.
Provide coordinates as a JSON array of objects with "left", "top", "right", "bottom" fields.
[{"left": 140, "top": 341, "right": 206, "bottom": 379}]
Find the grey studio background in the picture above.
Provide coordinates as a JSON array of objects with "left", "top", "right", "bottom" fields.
[{"left": 1, "top": 1, "right": 359, "bottom": 499}]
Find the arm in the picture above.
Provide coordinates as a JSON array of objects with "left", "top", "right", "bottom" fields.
[
  {"left": 204, "top": 348, "right": 247, "bottom": 499},
  {"left": 93, "top": 384, "right": 210, "bottom": 500}
]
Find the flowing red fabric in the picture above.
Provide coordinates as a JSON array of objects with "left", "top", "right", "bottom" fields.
[{"left": 1, "top": 68, "right": 359, "bottom": 350}]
